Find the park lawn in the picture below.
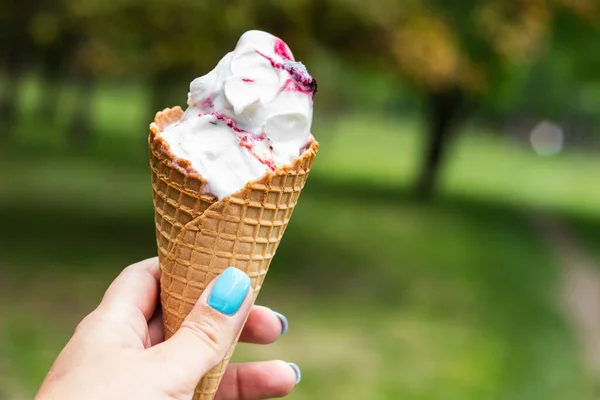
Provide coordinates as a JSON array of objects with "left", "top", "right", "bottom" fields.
[
  {"left": 0, "top": 176, "right": 592, "bottom": 399},
  {"left": 3, "top": 82, "right": 600, "bottom": 398},
  {"left": 12, "top": 72, "right": 600, "bottom": 218}
]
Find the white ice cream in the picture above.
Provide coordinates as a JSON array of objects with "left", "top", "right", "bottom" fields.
[{"left": 158, "top": 30, "right": 316, "bottom": 199}]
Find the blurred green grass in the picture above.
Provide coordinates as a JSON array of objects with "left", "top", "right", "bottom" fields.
[{"left": 3, "top": 81, "right": 600, "bottom": 399}]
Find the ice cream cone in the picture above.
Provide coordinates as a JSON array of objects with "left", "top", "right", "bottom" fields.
[{"left": 149, "top": 107, "right": 318, "bottom": 399}]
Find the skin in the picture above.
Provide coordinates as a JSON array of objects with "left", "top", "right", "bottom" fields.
[{"left": 36, "top": 257, "right": 297, "bottom": 400}]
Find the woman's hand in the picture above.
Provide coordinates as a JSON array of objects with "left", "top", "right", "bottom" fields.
[{"left": 36, "top": 257, "right": 299, "bottom": 400}]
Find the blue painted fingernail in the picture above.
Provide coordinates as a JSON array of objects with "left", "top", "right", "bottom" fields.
[
  {"left": 287, "top": 362, "right": 301, "bottom": 384},
  {"left": 208, "top": 267, "right": 251, "bottom": 315},
  {"left": 272, "top": 311, "right": 289, "bottom": 335}
]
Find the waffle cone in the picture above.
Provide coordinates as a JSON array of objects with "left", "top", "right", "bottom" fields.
[{"left": 149, "top": 107, "right": 318, "bottom": 399}]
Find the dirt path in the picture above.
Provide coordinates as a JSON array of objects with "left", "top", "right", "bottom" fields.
[{"left": 533, "top": 214, "right": 600, "bottom": 380}]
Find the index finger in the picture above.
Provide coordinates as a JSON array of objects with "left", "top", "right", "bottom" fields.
[{"left": 101, "top": 257, "right": 161, "bottom": 321}]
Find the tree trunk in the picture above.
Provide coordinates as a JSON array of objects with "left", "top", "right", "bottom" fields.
[
  {"left": 37, "top": 54, "right": 63, "bottom": 122},
  {"left": 149, "top": 69, "right": 180, "bottom": 122},
  {"left": 67, "top": 74, "right": 94, "bottom": 150},
  {"left": 414, "top": 87, "right": 464, "bottom": 200},
  {"left": 38, "top": 32, "right": 79, "bottom": 122},
  {"left": 0, "top": 48, "right": 21, "bottom": 142},
  {"left": 0, "top": 0, "right": 30, "bottom": 142}
]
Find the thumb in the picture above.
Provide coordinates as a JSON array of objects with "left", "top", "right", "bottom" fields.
[{"left": 149, "top": 267, "right": 253, "bottom": 390}]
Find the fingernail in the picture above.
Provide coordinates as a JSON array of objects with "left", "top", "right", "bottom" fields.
[
  {"left": 287, "top": 362, "right": 301, "bottom": 385},
  {"left": 272, "top": 311, "right": 288, "bottom": 335},
  {"left": 208, "top": 267, "right": 251, "bottom": 315}
]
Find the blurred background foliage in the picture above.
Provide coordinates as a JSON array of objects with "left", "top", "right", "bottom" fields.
[
  {"left": 3, "top": 0, "right": 600, "bottom": 194},
  {"left": 2, "top": 0, "right": 600, "bottom": 399}
]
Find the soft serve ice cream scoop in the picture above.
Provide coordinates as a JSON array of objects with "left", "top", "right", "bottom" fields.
[
  {"left": 149, "top": 30, "right": 318, "bottom": 400},
  {"left": 156, "top": 30, "right": 317, "bottom": 198}
]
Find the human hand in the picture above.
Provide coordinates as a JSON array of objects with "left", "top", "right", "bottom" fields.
[{"left": 36, "top": 257, "right": 299, "bottom": 400}]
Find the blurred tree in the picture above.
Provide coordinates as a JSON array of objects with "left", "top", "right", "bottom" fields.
[
  {"left": 31, "top": 6, "right": 77, "bottom": 122},
  {"left": 2, "top": 0, "right": 95, "bottom": 147},
  {"left": 3, "top": 0, "right": 598, "bottom": 177},
  {"left": 1, "top": 0, "right": 36, "bottom": 141},
  {"left": 266, "top": 0, "right": 600, "bottom": 198}
]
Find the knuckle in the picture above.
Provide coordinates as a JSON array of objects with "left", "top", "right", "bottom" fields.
[
  {"left": 116, "top": 267, "right": 139, "bottom": 284},
  {"left": 180, "top": 316, "right": 224, "bottom": 353},
  {"left": 74, "top": 310, "right": 102, "bottom": 334}
]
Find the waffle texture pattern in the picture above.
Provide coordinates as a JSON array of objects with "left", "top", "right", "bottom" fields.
[{"left": 149, "top": 107, "right": 318, "bottom": 399}]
